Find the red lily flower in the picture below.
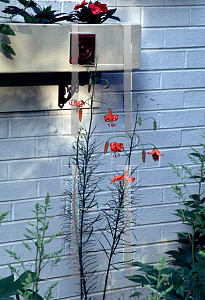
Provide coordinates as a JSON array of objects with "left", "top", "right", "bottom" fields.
[
  {"left": 74, "top": 0, "right": 88, "bottom": 10},
  {"left": 110, "top": 171, "right": 135, "bottom": 184},
  {"left": 148, "top": 147, "right": 164, "bottom": 162},
  {"left": 110, "top": 142, "right": 124, "bottom": 157},
  {"left": 89, "top": 3, "right": 101, "bottom": 15},
  {"left": 69, "top": 99, "right": 85, "bottom": 108},
  {"left": 104, "top": 109, "right": 118, "bottom": 127}
]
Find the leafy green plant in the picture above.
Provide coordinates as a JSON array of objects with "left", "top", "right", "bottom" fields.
[
  {"left": 128, "top": 255, "right": 173, "bottom": 300},
  {"left": 2, "top": 0, "right": 70, "bottom": 24},
  {"left": 5, "top": 192, "right": 63, "bottom": 300},
  {"left": 67, "top": 0, "right": 120, "bottom": 24},
  {"left": 126, "top": 134, "right": 205, "bottom": 300},
  {"left": 63, "top": 59, "right": 163, "bottom": 299},
  {"left": 0, "top": 23, "right": 15, "bottom": 55}
]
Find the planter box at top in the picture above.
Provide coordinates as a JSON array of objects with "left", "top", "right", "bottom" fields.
[{"left": 0, "top": 23, "right": 141, "bottom": 73}]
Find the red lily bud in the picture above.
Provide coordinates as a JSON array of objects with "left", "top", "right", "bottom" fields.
[
  {"left": 79, "top": 109, "right": 82, "bottom": 122},
  {"left": 108, "top": 108, "right": 112, "bottom": 122},
  {"left": 142, "top": 150, "right": 146, "bottom": 163},
  {"left": 104, "top": 141, "right": 109, "bottom": 154},
  {"left": 153, "top": 120, "right": 157, "bottom": 131}
]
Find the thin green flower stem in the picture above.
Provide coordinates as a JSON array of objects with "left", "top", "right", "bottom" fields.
[
  {"left": 33, "top": 207, "right": 40, "bottom": 299},
  {"left": 193, "top": 146, "right": 205, "bottom": 299},
  {"left": 35, "top": 205, "right": 48, "bottom": 300},
  {"left": 103, "top": 107, "right": 141, "bottom": 299},
  {"left": 79, "top": 65, "right": 98, "bottom": 300},
  {"left": 102, "top": 188, "right": 124, "bottom": 300}
]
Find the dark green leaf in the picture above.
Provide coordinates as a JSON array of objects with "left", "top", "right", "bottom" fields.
[
  {"left": 126, "top": 275, "right": 150, "bottom": 285},
  {"left": 1, "top": 42, "right": 16, "bottom": 55},
  {"left": 0, "top": 274, "right": 14, "bottom": 296},
  {"left": 17, "top": 0, "right": 36, "bottom": 7},
  {"left": 0, "top": 25, "right": 15, "bottom": 36}
]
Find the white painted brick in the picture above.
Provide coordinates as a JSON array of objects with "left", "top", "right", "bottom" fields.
[
  {"left": 138, "top": 167, "right": 179, "bottom": 187},
  {"left": 182, "top": 127, "right": 205, "bottom": 146},
  {"left": 165, "top": 28, "right": 205, "bottom": 48},
  {"left": 141, "top": 28, "right": 164, "bottom": 49},
  {"left": 143, "top": 7, "right": 190, "bottom": 27},
  {"left": 166, "top": 0, "right": 205, "bottom": 4},
  {"left": 132, "top": 71, "right": 161, "bottom": 91},
  {"left": 184, "top": 90, "right": 205, "bottom": 108},
  {"left": 163, "top": 186, "right": 180, "bottom": 204},
  {"left": 36, "top": 136, "right": 73, "bottom": 157},
  {"left": 109, "top": 6, "right": 141, "bottom": 23},
  {"left": 133, "top": 224, "right": 161, "bottom": 245},
  {"left": 0, "top": 221, "right": 27, "bottom": 243},
  {"left": 134, "top": 91, "right": 184, "bottom": 110},
  {"left": 161, "top": 222, "right": 186, "bottom": 241},
  {"left": 160, "top": 147, "right": 194, "bottom": 168},
  {"left": 191, "top": 7, "right": 205, "bottom": 25},
  {"left": 0, "top": 244, "right": 12, "bottom": 265},
  {"left": 137, "top": 186, "right": 163, "bottom": 205},
  {"left": 187, "top": 49, "right": 205, "bottom": 68},
  {"left": 137, "top": 203, "right": 180, "bottom": 225},
  {"left": 9, "top": 158, "right": 61, "bottom": 180},
  {"left": 161, "top": 70, "right": 205, "bottom": 89},
  {"left": 141, "top": 50, "right": 185, "bottom": 70},
  {"left": 141, "top": 129, "right": 182, "bottom": 148},
  {"left": 101, "top": 72, "right": 123, "bottom": 92},
  {"left": 133, "top": 241, "right": 179, "bottom": 264},
  {"left": 0, "top": 139, "right": 36, "bottom": 161},
  {"left": 160, "top": 109, "right": 205, "bottom": 128},
  {"left": 0, "top": 180, "right": 37, "bottom": 201},
  {"left": 39, "top": 177, "right": 69, "bottom": 197},
  {"left": 0, "top": 163, "right": 7, "bottom": 181},
  {"left": 117, "top": 0, "right": 165, "bottom": 5},
  {"left": 10, "top": 116, "right": 63, "bottom": 138},
  {"left": 13, "top": 196, "right": 62, "bottom": 220},
  {"left": 0, "top": 119, "right": 8, "bottom": 138}
]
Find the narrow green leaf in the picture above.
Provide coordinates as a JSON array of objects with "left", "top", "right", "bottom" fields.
[
  {"left": 0, "top": 25, "right": 15, "bottom": 36},
  {"left": 1, "top": 42, "right": 16, "bottom": 55}
]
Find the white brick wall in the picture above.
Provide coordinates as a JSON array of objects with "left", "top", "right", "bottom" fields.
[{"left": 0, "top": 0, "right": 204, "bottom": 299}]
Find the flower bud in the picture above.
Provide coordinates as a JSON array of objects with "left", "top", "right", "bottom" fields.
[
  {"left": 142, "top": 150, "right": 146, "bottom": 163},
  {"left": 79, "top": 109, "right": 82, "bottom": 122},
  {"left": 138, "top": 116, "right": 141, "bottom": 126},
  {"left": 88, "top": 77, "right": 92, "bottom": 93},
  {"left": 104, "top": 141, "right": 109, "bottom": 154},
  {"left": 104, "top": 84, "right": 110, "bottom": 89},
  {"left": 108, "top": 108, "right": 112, "bottom": 122},
  {"left": 153, "top": 120, "right": 157, "bottom": 131}
]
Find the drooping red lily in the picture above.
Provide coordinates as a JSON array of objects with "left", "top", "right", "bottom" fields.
[
  {"left": 110, "top": 142, "right": 124, "bottom": 157},
  {"left": 74, "top": 0, "right": 88, "bottom": 10},
  {"left": 148, "top": 147, "right": 164, "bottom": 162},
  {"left": 69, "top": 99, "right": 85, "bottom": 108},
  {"left": 89, "top": 3, "right": 101, "bottom": 15},
  {"left": 104, "top": 109, "right": 118, "bottom": 127},
  {"left": 110, "top": 171, "right": 135, "bottom": 184}
]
